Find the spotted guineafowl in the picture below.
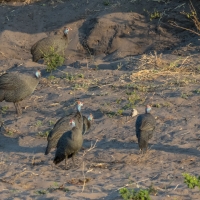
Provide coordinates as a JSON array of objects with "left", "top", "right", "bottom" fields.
[
  {"left": 82, "top": 114, "right": 93, "bottom": 135},
  {"left": 31, "top": 27, "right": 72, "bottom": 62},
  {"left": 45, "top": 101, "right": 83, "bottom": 155},
  {"left": 0, "top": 70, "right": 41, "bottom": 115},
  {"left": 53, "top": 114, "right": 83, "bottom": 169},
  {"left": 135, "top": 105, "right": 156, "bottom": 153}
]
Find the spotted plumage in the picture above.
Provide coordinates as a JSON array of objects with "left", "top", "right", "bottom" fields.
[
  {"left": 0, "top": 70, "right": 41, "bottom": 115},
  {"left": 135, "top": 105, "right": 156, "bottom": 153}
]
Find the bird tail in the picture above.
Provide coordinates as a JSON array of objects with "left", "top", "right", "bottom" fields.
[
  {"left": 44, "top": 144, "right": 51, "bottom": 155},
  {"left": 0, "top": 91, "right": 4, "bottom": 102},
  {"left": 53, "top": 153, "right": 65, "bottom": 165},
  {"left": 138, "top": 131, "right": 148, "bottom": 152}
]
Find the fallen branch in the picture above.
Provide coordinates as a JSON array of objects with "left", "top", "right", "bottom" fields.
[
  {"left": 82, "top": 139, "right": 98, "bottom": 157},
  {"left": 169, "top": 21, "right": 200, "bottom": 36}
]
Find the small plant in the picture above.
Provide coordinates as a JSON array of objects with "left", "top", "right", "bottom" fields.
[
  {"left": 143, "top": 8, "right": 161, "bottom": 21},
  {"left": 37, "top": 131, "right": 49, "bottom": 138},
  {"left": 183, "top": 11, "right": 197, "bottom": 19},
  {"left": 78, "top": 73, "right": 84, "bottom": 78},
  {"left": 117, "top": 109, "right": 124, "bottom": 116},
  {"left": 65, "top": 73, "right": 75, "bottom": 81},
  {"left": 150, "top": 9, "right": 161, "bottom": 21},
  {"left": 152, "top": 103, "right": 161, "bottom": 108},
  {"left": 1, "top": 106, "right": 9, "bottom": 114},
  {"left": 119, "top": 187, "right": 151, "bottom": 200},
  {"left": 48, "top": 75, "right": 55, "bottom": 80},
  {"left": 6, "top": 130, "right": 14, "bottom": 136},
  {"left": 117, "top": 62, "right": 123, "bottom": 70},
  {"left": 181, "top": 92, "right": 188, "bottom": 99},
  {"left": 193, "top": 89, "right": 200, "bottom": 94},
  {"left": 73, "top": 83, "right": 88, "bottom": 90},
  {"left": 183, "top": 173, "right": 200, "bottom": 189},
  {"left": 43, "top": 47, "right": 65, "bottom": 73},
  {"left": 48, "top": 182, "right": 70, "bottom": 193},
  {"left": 125, "top": 91, "right": 141, "bottom": 109},
  {"left": 35, "top": 189, "right": 48, "bottom": 195},
  {"left": 116, "top": 98, "right": 122, "bottom": 104},
  {"left": 35, "top": 120, "right": 43, "bottom": 127},
  {"left": 49, "top": 120, "right": 55, "bottom": 126}
]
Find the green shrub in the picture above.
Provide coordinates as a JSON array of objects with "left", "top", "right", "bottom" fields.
[
  {"left": 119, "top": 187, "right": 151, "bottom": 200},
  {"left": 183, "top": 173, "right": 200, "bottom": 189},
  {"left": 43, "top": 47, "right": 64, "bottom": 73}
]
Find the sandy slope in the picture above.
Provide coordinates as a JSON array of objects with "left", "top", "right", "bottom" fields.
[{"left": 0, "top": 0, "right": 200, "bottom": 199}]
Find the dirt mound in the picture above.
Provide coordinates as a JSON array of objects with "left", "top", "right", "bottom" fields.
[{"left": 79, "top": 12, "right": 178, "bottom": 60}]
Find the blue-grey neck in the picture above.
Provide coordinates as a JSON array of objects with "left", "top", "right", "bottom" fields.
[
  {"left": 71, "top": 121, "right": 75, "bottom": 127},
  {"left": 77, "top": 104, "right": 82, "bottom": 112},
  {"left": 64, "top": 29, "right": 69, "bottom": 35},
  {"left": 35, "top": 71, "right": 41, "bottom": 78},
  {"left": 146, "top": 107, "right": 151, "bottom": 113}
]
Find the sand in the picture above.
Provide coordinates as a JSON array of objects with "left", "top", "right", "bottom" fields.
[{"left": 0, "top": 0, "right": 200, "bottom": 199}]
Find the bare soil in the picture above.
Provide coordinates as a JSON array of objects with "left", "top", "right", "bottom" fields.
[{"left": 0, "top": 0, "right": 200, "bottom": 199}]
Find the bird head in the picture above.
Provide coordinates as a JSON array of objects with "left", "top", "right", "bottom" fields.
[
  {"left": 35, "top": 70, "right": 41, "bottom": 78},
  {"left": 77, "top": 101, "right": 83, "bottom": 112},
  {"left": 145, "top": 105, "right": 152, "bottom": 113},
  {"left": 64, "top": 27, "right": 72, "bottom": 35},
  {"left": 69, "top": 119, "right": 76, "bottom": 127},
  {"left": 88, "top": 113, "right": 94, "bottom": 121}
]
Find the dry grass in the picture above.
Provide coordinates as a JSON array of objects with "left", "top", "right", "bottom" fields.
[{"left": 130, "top": 51, "right": 200, "bottom": 82}]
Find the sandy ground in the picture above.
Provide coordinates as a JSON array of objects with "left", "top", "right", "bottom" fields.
[{"left": 0, "top": 0, "right": 200, "bottom": 199}]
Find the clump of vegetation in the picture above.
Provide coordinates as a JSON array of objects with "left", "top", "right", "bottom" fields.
[
  {"left": 150, "top": 9, "right": 161, "bottom": 21},
  {"left": 35, "top": 189, "right": 47, "bottom": 195},
  {"left": 117, "top": 109, "right": 124, "bottom": 116},
  {"left": 63, "top": 72, "right": 84, "bottom": 81},
  {"left": 6, "top": 130, "right": 14, "bottom": 136},
  {"left": 37, "top": 131, "right": 49, "bottom": 138},
  {"left": 143, "top": 8, "right": 161, "bottom": 21},
  {"left": 43, "top": 47, "right": 65, "bottom": 73},
  {"left": 193, "top": 89, "right": 200, "bottom": 94},
  {"left": 119, "top": 187, "right": 151, "bottom": 200},
  {"left": 183, "top": 173, "right": 200, "bottom": 189},
  {"left": 122, "top": 90, "right": 141, "bottom": 110},
  {"left": 48, "top": 182, "right": 70, "bottom": 193},
  {"left": 49, "top": 120, "right": 55, "bottom": 126},
  {"left": 181, "top": 92, "right": 189, "bottom": 99},
  {"left": 1, "top": 106, "right": 9, "bottom": 114},
  {"left": 35, "top": 120, "right": 43, "bottom": 127},
  {"left": 35, "top": 182, "right": 69, "bottom": 195}
]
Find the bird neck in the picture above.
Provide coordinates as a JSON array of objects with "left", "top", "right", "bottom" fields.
[{"left": 77, "top": 105, "right": 82, "bottom": 112}]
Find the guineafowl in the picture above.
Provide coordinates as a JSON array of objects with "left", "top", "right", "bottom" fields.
[
  {"left": 135, "top": 105, "right": 156, "bottom": 153},
  {"left": 31, "top": 27, "right": 72, "bottom": 62},
  {"left": 0, "top": 70, "right": 41, "bottom": 115},
  {"left": 45, "top": 101, "right": 83, "bottom": 155},
  {"left": 53, "top": 115, "right": 83, "bottom": 169},
  {"left": 82, "top": 113, "right": 93, "bottom": 135}
]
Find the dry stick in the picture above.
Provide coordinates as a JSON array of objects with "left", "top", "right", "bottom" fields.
[
  {"left": 82, "top": 139, "right": 98, "bottom": 157},
  {"left": 174, "top": 184, "right": 180, "bottom": 191},
  {"left": 169, "top": 21, "right": 200, "bottom": 37}
]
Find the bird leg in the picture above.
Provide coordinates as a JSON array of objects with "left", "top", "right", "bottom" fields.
[
  {"left": 65, "top": 158, "right": 68, "bottom": 170},
  {"left": 14, "top": 102, "right": 22, "bottom": 116},
  {"left": 72, "top": 154, "right": 76, "bottom": 168}
]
